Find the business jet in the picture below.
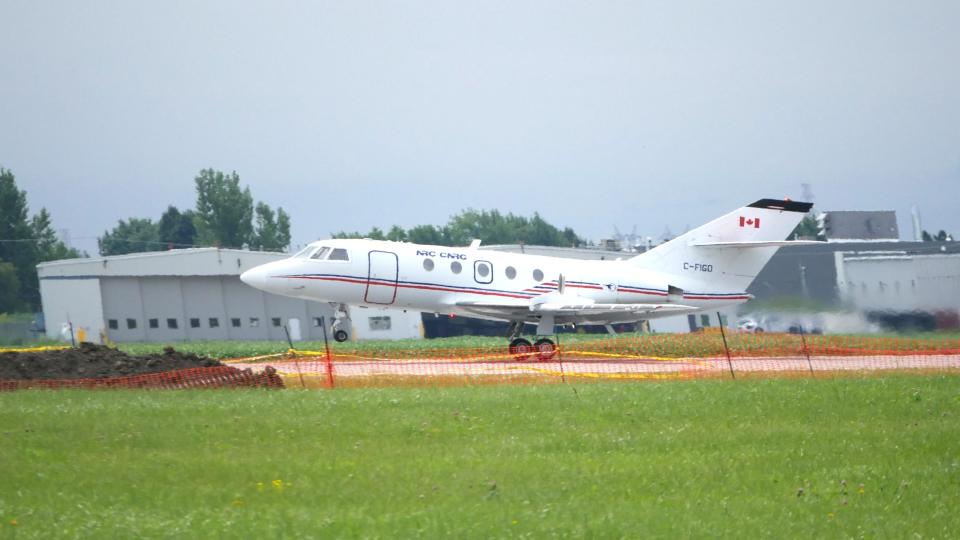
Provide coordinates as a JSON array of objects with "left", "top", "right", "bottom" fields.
[{"left": 241, "top": 198, "right": 814, "bottom": 359}]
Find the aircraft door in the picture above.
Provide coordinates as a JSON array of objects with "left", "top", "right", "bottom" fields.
[{"left": 365, "top": 250, "right": 399, "bottom": 305}]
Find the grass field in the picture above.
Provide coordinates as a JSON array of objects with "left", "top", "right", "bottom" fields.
[{"left": 2, "top": 376, "right": 958, "bottom": 538}]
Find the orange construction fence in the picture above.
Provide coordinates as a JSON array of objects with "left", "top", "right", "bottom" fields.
[{"left": 224, "top": 332, "right": 960, "bottom": 388}]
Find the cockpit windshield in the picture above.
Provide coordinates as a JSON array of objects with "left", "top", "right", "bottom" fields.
[{"left": 293, "top": 246, "right": 316, "bottom": 258}]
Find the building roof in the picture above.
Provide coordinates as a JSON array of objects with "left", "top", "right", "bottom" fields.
[
  {"left": 823, "top": 210, "right": 899, "bottom": 241},
  {"left": 37, "top": 248, "right": 287, "bottom": 279}
]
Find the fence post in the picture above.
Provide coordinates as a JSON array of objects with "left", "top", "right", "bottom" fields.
[
  {"left": 555, "top": 332, "right": 566, "bottom": 384},
  {"left": 320, "top": 316, "right": 336, "bottom": 389},
  {"left": 798, "top": 326, "right": 814, "bottom": 376},
  {"left": 717, "top": 312, "right": 735, "bottom": 379}
]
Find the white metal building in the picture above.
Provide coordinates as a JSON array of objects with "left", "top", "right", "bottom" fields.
[
  {"left": 37, "top": 248, "right": 423, "bottom": 343},
  {"left": 835, "top": 251, "right": 960, "bottom": 313}
]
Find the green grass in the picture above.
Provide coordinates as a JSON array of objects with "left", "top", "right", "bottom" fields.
[
  {"left": 1, "top": 376, "right": 959, "bottom": 538},
  {"left": 107, "top": 331, "right": 960, "bottom": 360}
]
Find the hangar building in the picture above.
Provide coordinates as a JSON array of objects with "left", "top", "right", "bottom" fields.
[{"left": 37, "top": 248, "right": 422, "bottom": 343}]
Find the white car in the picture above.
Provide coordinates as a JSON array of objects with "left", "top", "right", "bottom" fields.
[{"left": 736, "top": 319, "right": 764, "bottom": 333}]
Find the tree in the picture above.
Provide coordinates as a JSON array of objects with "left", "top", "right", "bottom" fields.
[
  {"left": 789, "top": 214, "right": 821, "bottom": 240},
  {"left": 98, "top": 218, "right": 161, "bottom": 255},
  {"left": 0, "top": 169, "right": 36, "bottom": 306},
  {"left": 331, "top": 230, "right": 364, "bottom": 239},
  {"left": 921, "top": 230, "right": 953, "bottom": 242},
  {"left": 250, "top": 203, "right": 291, "bottom": 251},
  {"left": 406, "top": 225, "right": 444, "bottom": 245},
  {"left": 386, "top": 225, "right": 407, "bottom": 242},
  {"left": 0, "top": 168, "right": 82, "bottom": 309},
  {"left": 158, "top": 206, "right": 198, "bottom": 249},
  {"left": 0, "top": 260, "right": 22, "bottom": 313},
  {"left": 31, "top": 208, "right": 81, "bottom": 261},
  {"left": 194, "top": 169, "right": 253, "bottom": 248}
]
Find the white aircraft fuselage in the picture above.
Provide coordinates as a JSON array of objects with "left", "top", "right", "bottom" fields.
[
  {"left": 241, "top": 198, "right": 814, "bottom": 350},
  {"left": 241, "top": 239, "right": 749, "bottom": 324}
]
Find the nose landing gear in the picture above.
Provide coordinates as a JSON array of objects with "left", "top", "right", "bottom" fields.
[{"left": 330, "top": 303, "right": 351, "bottom": 343}]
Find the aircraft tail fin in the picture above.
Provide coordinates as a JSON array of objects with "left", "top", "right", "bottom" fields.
[{"left": 630, "top": 199, "right": 814, "bottom": 292}]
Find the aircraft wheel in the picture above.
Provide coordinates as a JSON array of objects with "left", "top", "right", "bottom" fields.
[
  {"left": 534, "top": 338, "right": 556, "bottom": 361},
  {"left": 333, "top": 329, "right": 349, "bottom": 342},
  {"left": 509, "top": 338, "right": 533, "bottom": 361}
]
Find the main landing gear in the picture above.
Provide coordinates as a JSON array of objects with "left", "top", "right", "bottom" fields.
[{"left": 506, "top": 321, "right": 556, "bottom": 362}]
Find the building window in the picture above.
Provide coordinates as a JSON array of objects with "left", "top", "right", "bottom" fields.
[
  {"left": 312, "top": 317, "right": 323, "bottom": 327},
  {"left": 208, "top": 318, "right": 220, "bottom": 328},
  {"left": 533, "top": 269, "right": 544, "bottom": 282},
  {"left": 700, "top": 314, "right": 711, "bottom": 327},
  {"left": 450, "top": 261, "right": 462, "bottom": 274},
  {"left": 108, "top": 319, "right": 118, "bottom": 330},
  {"left": 250, "top": 317, "right": 260, "bottom": 327},
  {"left": 231, "top": 318, "right": 241, "bottom": 328},
  {"left": 149, "top": 318, "right": 159, "bottom": 329},
  {"left": 126, "top": 318, "right": 137, "bottom": 329},
  {"left": 505, "top": 266, "right": 517, "bottom": 279},
  {"left": 190, "top": 318, "right": 200, "bottom": 328},
  {"left": 369, "top": 316, "right": 392, "bottom": 331},
  {"left": 167, "top": 318, "right": 178, "bottom": 329},
  {"left": 271, "top": 317, "right": 282, "bottom": 327},
  {"left": 423, "top": 258, "right": 434, "bottom": 271}
]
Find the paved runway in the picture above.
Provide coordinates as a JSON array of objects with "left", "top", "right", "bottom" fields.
[{"left": 227, "top": 353, "right": 960, "bottom": 382}]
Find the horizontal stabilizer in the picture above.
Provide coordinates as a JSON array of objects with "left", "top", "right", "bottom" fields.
[{"left": 689, "top": 240, "right": 825, "bottom": 248}]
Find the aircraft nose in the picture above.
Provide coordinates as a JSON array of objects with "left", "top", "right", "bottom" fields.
[{"left": 240, "top": 266, "right": 267, "bottom": 290}]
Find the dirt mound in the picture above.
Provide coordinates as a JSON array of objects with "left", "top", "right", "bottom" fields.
[{"left": 0, "top": 343, "right": 224, "bottom": 381}]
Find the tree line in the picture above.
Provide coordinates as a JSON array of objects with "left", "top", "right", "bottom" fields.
[
  {"left": 0, "top": 167, "right": 291, "bottom": 312},
  {"left": 1, "top": 168, "right": 82, "bottom": 311},
  {"left": 332, "top": 209, "right": 585, "bottom": 248},
  {"left": 98, "top": 169, "right": 291, "bottom": 255}
]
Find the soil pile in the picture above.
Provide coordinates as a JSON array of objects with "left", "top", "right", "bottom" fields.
[{"left": 0, "top": 343, "right": 224, "bottom": 380}]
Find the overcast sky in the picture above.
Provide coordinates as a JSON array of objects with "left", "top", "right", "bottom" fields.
[{"left": 2, "top": 1, "right": 958, "bottom": 255}]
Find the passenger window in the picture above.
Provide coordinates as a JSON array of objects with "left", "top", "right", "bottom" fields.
[
  {"left": 328, "top": 248, "right": 349, "bottom": 261},
  {"left": 533, "top": 269, "right": 544, "bottom": 282},
  {"left": 450, "top": 261, "right": 462, "bottom": 274},
  {"left": 505, "top": 266, "right": 517, "bottom": 279},
  {"left": 474, "top": 260, "right": 493, "bottom": 284},
  {"left": 311, "top": 247, "right": 331, "bottom": 260},
  {"left": 423, "top": 258, "right": 435, "bottom": 271}
]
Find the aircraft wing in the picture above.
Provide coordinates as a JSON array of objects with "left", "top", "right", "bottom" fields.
[{"left": 455, "top": 300, "right": 698, "bottom": 321}]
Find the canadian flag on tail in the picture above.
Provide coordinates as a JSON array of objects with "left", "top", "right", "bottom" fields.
[{"left": 739, "top": 216, "right": 760, "bottom": 228}]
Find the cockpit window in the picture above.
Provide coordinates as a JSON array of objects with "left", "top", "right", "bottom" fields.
[
  {"left": 310, "top": 247, "right": 331, "bottom": 260},
  {"left": 293, "top": 246, "right": 315, "bottom": 258},
  {"left": 328, "top": 248, "right": 349, "bottom": 261}
]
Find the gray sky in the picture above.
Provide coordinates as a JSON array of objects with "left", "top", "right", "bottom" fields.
[{"left": 2, "top": 0, "right": 959, "bottom": 255}]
